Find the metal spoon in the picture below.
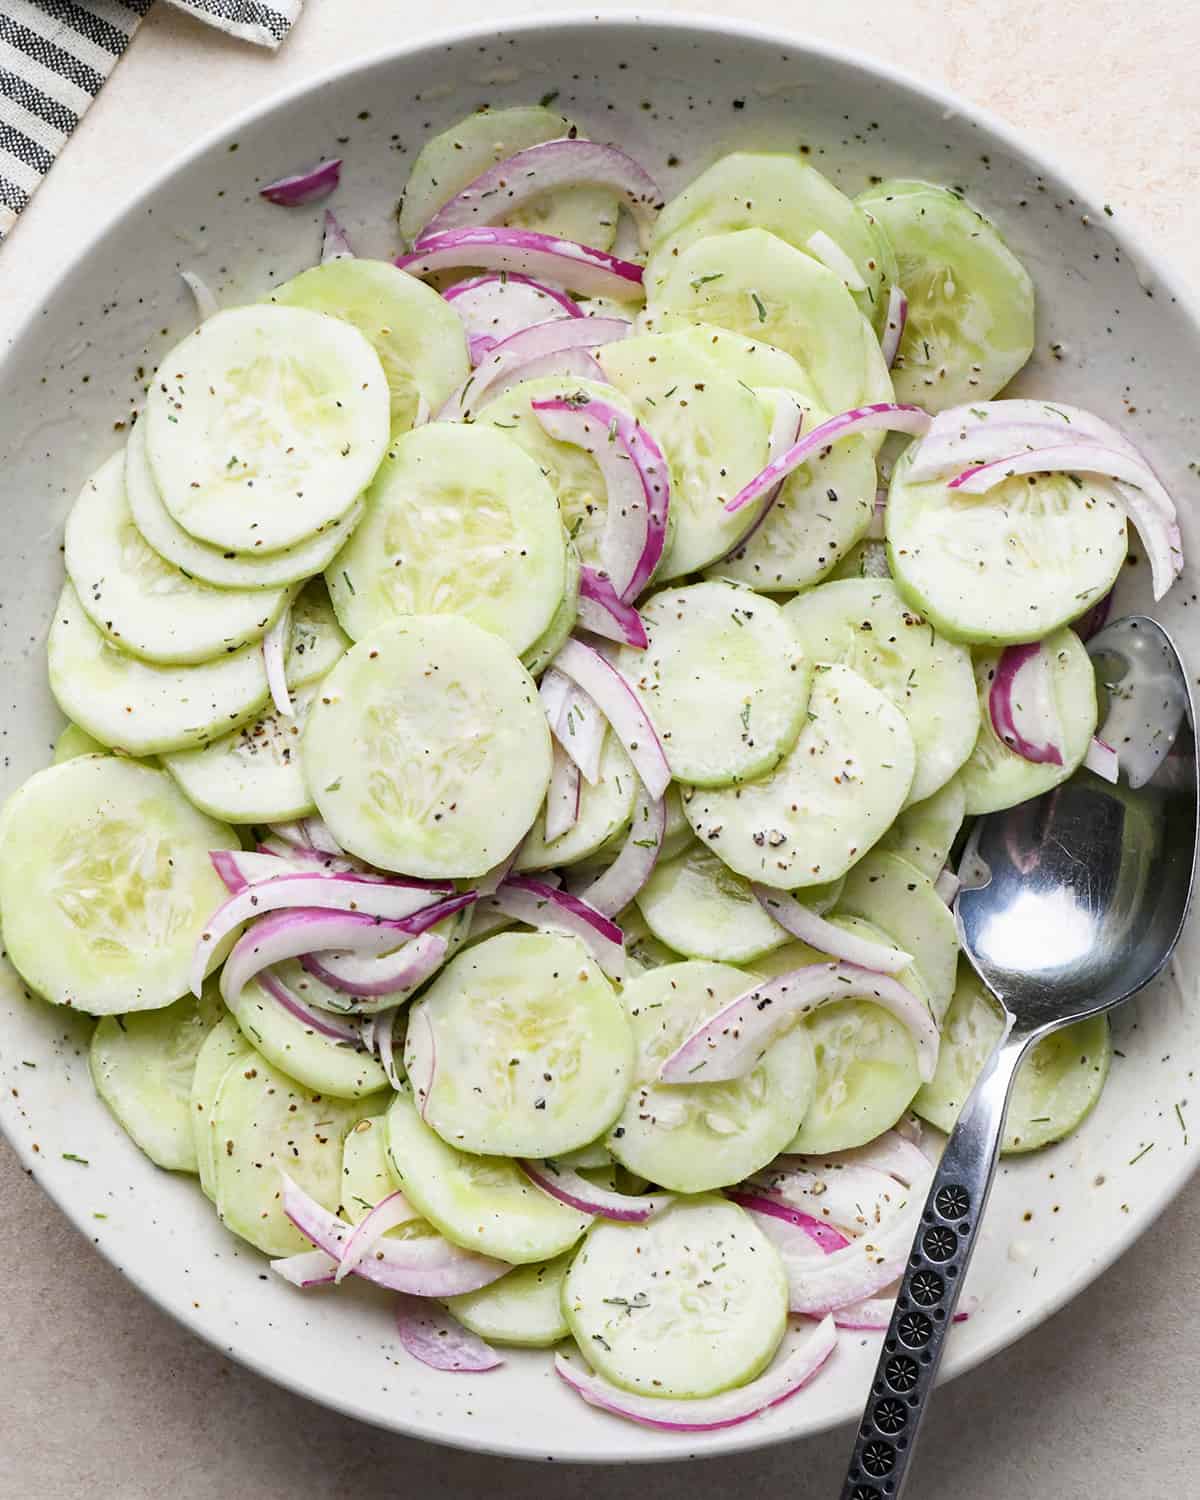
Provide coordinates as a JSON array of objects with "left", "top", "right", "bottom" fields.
[{"left": 840, "top": 616, "right": 1198, "bottom": 1499}]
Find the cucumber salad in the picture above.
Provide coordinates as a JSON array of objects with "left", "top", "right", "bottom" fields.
[{"left": 3, "top": 105, "right": 1182, "bottom": 1434}]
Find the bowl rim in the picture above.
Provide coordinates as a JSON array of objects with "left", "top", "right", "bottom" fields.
[{"left": 2, "top": 6, "right": 1198, "bottom": 1463}]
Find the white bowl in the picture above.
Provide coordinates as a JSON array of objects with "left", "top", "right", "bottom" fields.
[{"left": 1, "top": 10, "right": 1197, "bottom": 1465}]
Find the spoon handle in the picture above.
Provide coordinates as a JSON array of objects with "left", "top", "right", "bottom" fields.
[{"left": 839, "top": 1020, "right": 1038, "bottom": 1499}]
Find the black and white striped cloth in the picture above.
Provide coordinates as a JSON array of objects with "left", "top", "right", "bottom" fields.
[{"left": 0, "top": 0, "right": 302, "bottom": 240}]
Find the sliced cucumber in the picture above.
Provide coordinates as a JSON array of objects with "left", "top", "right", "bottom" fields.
[
  {"left": 385, "top": 1085, "right": 590, "bottom": 1263},
  {"left": 856, "top": 180, "right": 1035, "bottom": 411},
  {"left": 190, "top": 1015, "right": 255, "bottom": 1200},
  {"left": 326, "top": 423, "right": 566, "bottom": 657},
  {"left": 784, "top": 577, "right": 979, "bottom": 804},
  {"left": 960, "top": 626, "right": 1098, "bottom": 814},
  {"left": 341, "top": 1114, "right": 404, "bottom": 1220},
  {"left": 563, "top": 1195, "right": 789, "bottom": 1398},
  {"left": 837, "top": 849, "right": 959, "bottom": 1022},
  {"left": 643, "top": 229, "right": 870, "bottom": 416},
  {"left": 0, "top": 756, "right": 238, "bottom": 1015},
  {"left": 398, "top": 106, "right": 620, "bottom": 252},
  {"left": 683, "top": 663, "right": 915, "bottom": 889},
  {"left": 303, "top": 616, "right": 551, "bottom": 878},
  {"left": 48, "top": 582, "right": 271, "bottom": 756},
  {"left": 660, "top": 783, "right": 691, "bottom": 861},
  {"left": 649, "top": 153, "right": 893, "bottom": 333},
  {"left": 881, "top": 773, "right": 966, "bottom": 879},
  {"left": 521, "top": 541, "right": 581, "bottom": 680},
  {"left": 634, "top": 841, "right": 788, "bottom": 963},
  {"left": 828, "top": 537, "right": 891, "bottom": 582},
  {"left": 125, "top": 416, "right": 364, "bottom": 591},
  {"left": 516, "top": 732, "right": 635, "bottom": 872},
  {"left": 886, "top": 441, "right": 1128, "bottom": 644},
  {"left": 618, "top": 581, "right": 811, "bottom": 787},
  {"left": 447, "top": 1253, "right": 571, "bottom": 1348},
  {"left": 212, "top": 1053, "right": 381, "bottom": 1256},
  {"left": 65, "top": 453, "right": 288, "bottom": 665},
  {"left": 607, "top": 961, "right": 814, "bottom": 1192},
  {"left": 405, "top": 932, "right": 634, "bottom": 1158},
  {"left": 914, "top": 963, "right": 1111, "bottom": 1152},
  {"left": 90, "top": 983, "right": 223, "bottom": 1171},
  {"left": 619, "top": 905, "right": 686, "bottom": 977},
  {"left": 145, "top": 305, "right": 389, "bottom": 553},
  {"left": 631, "top": 318, "right": 816, "bottom": 399},
  {"left": 286, "top": 579, "right": 350, "bottom": 687},
  {"left": 596, "top": 337, "right": 771, "bottom": 577},
  {"left": 225, "top": 975, "right": 387, "bottom": 1099},
  {"left": 53, "top": 723, "right": 104, "bottom": 762},
  {"left": 272, "top": 259, "right": 469, "bottom": 433}
]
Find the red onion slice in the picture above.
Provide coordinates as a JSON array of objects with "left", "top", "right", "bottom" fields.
[
  {"left": 444, "top": 272, "right": 582, "bottom": 363},
  {"left": 394, "top": 1295, "right": 503, "bottom": 1372},
  {"left": 255, "top": 838, "right": 362, "bottom": 873},
  {"left": 710, "top": 392, "right": 806, "bottom": 566},
  {"left": 1113, "top": 483, "right": 1183, "bottom": 601},
  {"left": 180, "top": 269, "right": 218, "bottom": 323},
  {"left": 335, "top": 1189, "right": 420, "bottom": 1282},
  {"left": 555, "top": 1317, "right": 837, "bottom": 1432},
  {"left": 532, "top": 397, "right": 669, "bottom": 602},
  {"left": 804, "top": 229, "right": 867, "bottom": 291},
  {"left": 210, "top": 848, "right": 293, "bottom": 894},
  {"left": 258, "top": 968, "right": 363, "bottom": 1044},
  {"left": 268, "top": 817, "right": 347, "bottom": 856},
  {"left": 577, "top": 780, "right": 665, "bottom": 918},
  {"left": 544, "top": 743, "right": 583, "bottom": 843},
  {"left": 415, "top": 139, "right": 663, "bottom": 252},
  {"left": 321, "top": 208, "right": 354, "bottom": 262},
  {"left": 396, "top": 227, "right": 645, "bottom": 300},
  {"left": 879, "top": 283, "right": 908, "bottom": 368},
  {"left": 988, "top": 642, "right": 1065, "bottom": 766},
  {"left": 551, "top": 639, "right": 671, "bottom": 799},
  {"left": 270, "top": 1249, "right": 337, "bottom": 1287},
  {"left": 262, "top": 603, "right": 293, "bottom": 718},
  {"left": 795, "top": 1129, "right": 933, "bottom": 1187},
  {"left": 372, "top": 1006, "right": 405, "bottom": 1090},
  {"left": 540, "top": 669, "right": 606, "bottom": 785},
  {"left": 488, "top": 875, "right": 625, "bottom": 979},
  {"left": 1073, "top": 588, "right": 1113, "bottom": 642},
  {"left": 749, "top": 1162, "right": 903, "bottom": 1237},
  {"left": 299, "top": 901, "right": 469, "bottom": 995},
  {"left": 449, "top": 347, "right": 608, "bottom": 423},
  {"left": 440, "top": 315, "right": 629, "bottom": 421},
  {"left": 520, "top": 1159, "right": 670, "bottom": 1222},
  {"left": 726, "top": 1192, "right": 851, "bottom": 1254},
  {"left": 752, "top": 886, "right": 912, "bottom": 974},
  {"left": 260, "top": 157, "right": 342, "bottom": 207},
  {"left": 1084, "top": 736, "right": 1120, "bottom": 783},
  {"left": 950, "top": 440, "right": 1172, "bottom": 504},
  {"left": 726, "top": 404, "right": 932, "bottom": 515},
  {"left": 576, "top": 568, "right": 649, "bottom": 648}
]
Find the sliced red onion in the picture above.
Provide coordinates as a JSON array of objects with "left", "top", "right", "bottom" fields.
[
  {"left": 1113, "top": 483, "right": 1183, "bottom": 601},
  {"left": 335, "top": 1190, "right": 420, "bottom": 1283},
  {"left": 751, "top": 886, "right": 912, "bottom": 974},
  {"left": 951, "top": 441, "right": 1171, "bottom": 502},
  {"left": 726, "top": 1192, "right": 851, "bottom": 1254},
  {"left": 444, "top": 272, "right": 582, "bottom": 363},
  {"left": 555, "top": 1317, "right": 837, "bottom": 1432},
  {"left": 180, "top": 269, "right": 218, "bottom": 323},
  {"left": 532, "top": 397, "right": 669, "bottom": 603},
  {"left": 521, "top": 1159, "right": 670, "bottom": 1222},
  {"left": 934, "top": 867, "right": 961, "bottom": 905},
  {"left": 988, "top": 642, "right": 1065, "bottom": 766},
  {"left": 372, "top": 1006, "right": 405, "bottom": 1090},
  {"left": 270, "top": 1249, "right": 337, "bottom": 1287},
  {"left": 262, "top": 603, "right": 294, "bottom": 718},
  {"left": 541, "top": 668, "right": 607, "bottom": 785},
  {"left": 799, "top": 1130, "right": 933, "bottom": 1187},
  {"left": 544, "top": 743, "right": 583, "bottom": 843},
  {"left": 268, "top": 817, "right": 347, "bottom": 856},
  {"left": 476, "top": 851, "right": 518, "bottom": 898},
  {"left": 1073, "top": 588, "right": 1113, "bottom": 642},
  {"left": 659, "top": 963, "right": 939, "bottom": 1085},
  {"left": 879, "top": 282, "right": 908, "bottom": 368},
  {"left": 551, "top": 639, "right": 671, "bottom": 799},
  {"left": 261, "top": 157, "right": 341, "bottom": 207},
  {"left": 576, "top": 568, "right": 649, "bottom": 648},
  {"left": 440, "top": 316, "right": 629, "bottom": 421},
  {"left": 456, "top": 347, "right": 609, "bottom": 422},
  {"left": 832, "top": 1293, "right": 897, "bottom": 1330},
  {"left": 280, "top": 1173, "right": 510, "bottom": 1296},
  {"left": 1085, "top": 736, "right": 1120, "bottom": 783},
  {"left": 416, "top": 139, "right": 663, "bottom": 252},
  {"left": 320, "top": 208, "right": 354, "bottom": 262},
  {"left": 895, "top": 1113, "right": 924, "bottom": 1147},
  {"left": 726, "top": 404, "right": 932, "bottom": 515},
  {"left": 394, "top": 1295, "right": 503, "bottom": 1372},
  {"left": 805, "top": 229, "right": 867, "bottom": 291},
  {"left": 258, "top": 968, "right": 364, "bottom": 1044},
  {"left": 299, "top": 909, "right": 466, "bottom": 997},
  {"left": 866, "top": 487, "right": 888, "bottom": 540},
  {"left": 488, "top": 875, "right": 625, "bottom": 979},
  {"left": 210, "top": 848, "right": 292, "bottom": 894},
  {"left": 577, "top": 781, "right": 665, "bottom": 918},
  {"left": 255, "top": 838, "right": 362, "bottom": 873},
  {"left": 711, "top": 392, "right": 806, "bottom": 566},
  {"left": 396, "top": 227, "right": 645, "bottom": 301}
]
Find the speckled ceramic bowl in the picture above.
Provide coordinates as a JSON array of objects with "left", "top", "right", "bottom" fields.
[{"left": 1, "top": 10, "right": 1198, "bottom": 1464}]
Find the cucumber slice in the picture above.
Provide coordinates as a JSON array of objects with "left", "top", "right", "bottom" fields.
[
  {"left": 881, "top": 773, "right": 966, "bottom": 879},
  {"left": 398, "top": 106, "right": 620, "bottom": 252},
  {"left": 405, "top": 932, "right": 634, "bottom": 1157},
  {"left": 516, "top": 732, "right": 635, "bottom": 872},
  {"left": 53, "top": 723, "right": 105, "bottom": 762},
  {"left": 48, "top": 582, "right": 271, "bottom": 756},
  {"left": 649, "top": 152, "right": 893, "bottom": 333},
  {"left": 784, "top": 578, "right": 979, "bottom": 804},
  {"left": 212, "top": 1054, "right": 382, "bottom": 1256},
  {"left": 829, "top": 537, "right": 891, "bottom": 582},
  {"left": 90, "top": 983, "right": 223, "bottom": 1171},
  {"left": 886, "top": 441, "right": 1127, "bottom": 644},
  {"left": 914, "top": 963, "right": 1111, "bottom": 1152},
  {"left": 0, "top": 756, "right": 238, "bottom": 1015},
  {"left": 960, "top": 627, "right": 1098, "bottom": 814},
  {"left": 272, "top": 259, "right": 470, "bottom": 433},
  {"left": 617, "top": 581, "right": 811, "bottom": 787},
  {"left": 856, "top": 180, "right": 1035, "bottom": 411},
  {"left": 683, "top": 663, "right": 915, "bottom": 889},
  {"left": 521, "top": 541, "right": 581, "bottom": 680},
  {"left": 287, "top": 580, "right": 350, "bottom": 688},
  {"left": 385, "top": 1085, "right": 590, "bottom": 1263},
  {"left": 632, "top": 318, "right": 816, "bottom": 399},
  {"left": 190, "top": 1015, "right": 255, "bottom": 1200},
  {"left": 660, "top": 783, "right": 691, "bottom": 861},
  {"left": 837, "top": 849, "right": 959, "bottom": 1023},
  {"left": 619, "top": 906, "right": 686, "bottom": 977},
  {"left": 145, "top": 305, "right": 389, "bottom": 553},
  {"left": 125, "top": 417, "right": 364, "bottom": 591},
  {"left": 634, "top": 841, "right": 789, "bottom": 963},
  {"left": 562, "top": 1195, "right": 789, "bottom": 1398},
  {"left": 326, "top": 423, "right": 566, "bottom": 657},
  {"left": 643, "top": 229, "right": 870, "bottom": 416},
  {"left": 225, "top": 975, "right": 387, "bottom": 1099},
  {"left": 596, "top": 337, "right": 771, "bottom": 577},
  {"left": 304, "top": 616, "right": 551, "bottom": 878},
  {"left": 65, "top": 453, "right": 288, "bottom": 665},
  {"left": 606, "top": 961, "right": 814, "bottom": 1192},
  {"left": 447, "top": 1253, "right": 572, "bottom": 1348},
  {"left": 341, "top": 1114, "right": 404, "bottom": 1220}
]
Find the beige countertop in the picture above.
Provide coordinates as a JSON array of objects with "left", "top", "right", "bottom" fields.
[{"left": 2, "top": 1, "right": 1198, "bottom": 1494}]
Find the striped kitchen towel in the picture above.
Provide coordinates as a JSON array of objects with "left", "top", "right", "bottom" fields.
[{"left": 0, "top": 0, "right": 301, "bottom": 241}]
